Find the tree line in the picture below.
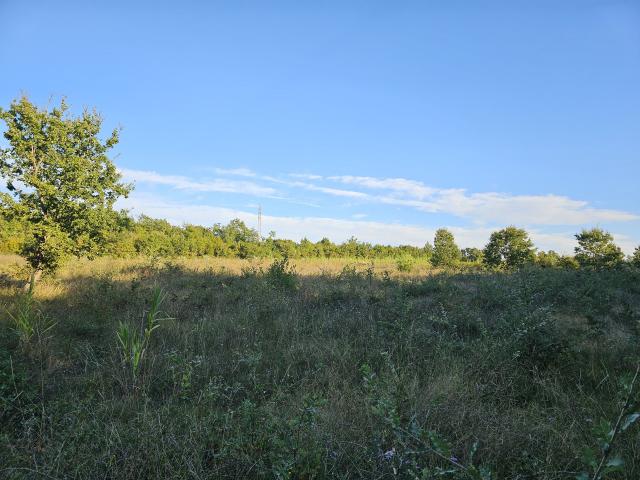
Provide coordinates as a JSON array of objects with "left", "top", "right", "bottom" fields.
[{"left": 2, "top": 211, "right": 639, "bottom": 271}]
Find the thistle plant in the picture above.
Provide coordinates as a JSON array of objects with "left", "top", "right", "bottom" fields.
[{"left": 116, "top": 287, "right": 171, "bottom": 390}]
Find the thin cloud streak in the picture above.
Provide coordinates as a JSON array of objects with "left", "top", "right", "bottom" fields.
[
  {"left": 119, "top": 168, "right": 278, "bottom": 197},
  {"left": 317, "top": 174, "right": 639, "bottom": 226},
  {"left": 119, "top": 166, "right": 639, "bottom": 228},
  {"left": 213, "top": 167, "right": 257, "bottom": 177},
  {"left": 328, "top": 175, "right": 437, "bottom": 199}
]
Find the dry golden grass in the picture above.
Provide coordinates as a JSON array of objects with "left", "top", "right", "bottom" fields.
[{"left": 1, "top": 255, "right": 438, "bottom": 301}]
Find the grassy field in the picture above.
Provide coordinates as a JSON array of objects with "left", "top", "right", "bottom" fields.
[{"left": 1, "top": 255, "right": 639, "bottom": 479}]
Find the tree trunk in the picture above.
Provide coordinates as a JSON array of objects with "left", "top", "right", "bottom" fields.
[{"left": 24, "top": 269, "right": 42, "bottom": 294}]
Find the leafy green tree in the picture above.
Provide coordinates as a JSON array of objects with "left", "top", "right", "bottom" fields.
[
  {"left": 422, "top": 242, "right": 434, "bottom": 261},
  {"left": 461, "top": 247, "right": 483, "bottom": 263},
  {"left": 340, "top": 237, "right": 371, "bottom": 258},
  {"left": 558, "top": 255, "right": 580, "bottom": 269},
  {"left": 483, "top": 226, "right": 535, "bottom": 269},
  {"left": 318, "top": 237, "right": 337, "bottom": 258},
  {"left": 273, "top": 239, "right": 298, "bottom": 258},
  {"left": 536, "top": 250, "right": 560, "bottom": 268},
  {"left": 212, "top": 218, "right": 260, "bottom": 244},
  {"left": 0, "top": 96, "right": 131, "bottom": 289},
  {"left": 0, "top": 215, "right": 29, "bottom": 253},
  {"left": 574, "top": 228, "right": 624, "bottom": 269},
  {"left": 632, "top": 246, "right": 640, "bottom": 268},
  {"left": 298, "top": 238, "right": 320, "bottom": 258},
  {"left": 431, "top": 228, "right": 460, "bottom": 267}
]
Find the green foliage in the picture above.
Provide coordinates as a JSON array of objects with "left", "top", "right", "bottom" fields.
[
  {"left": 0, "top": 216, "right": 28, "bottom": 254},
  {"left": 10, "top": 215, "right": 428, "bottom": 261},
  {"left": 266, "top": 256, "right": 298, "bottom": 291},
  {"left": 535, "top": 250, "right": 580, "bottom": 270},
  {"left": 558, "top": 254, "right": 580, "bottom": 269},
  {"left": 0, "top": 96, "right": 131, "bottom": 275},
  {"left": 630, "top": 246, "right": 640, "bottom": 268},
  {"left": 361, "top": 360, "right": 493, "bottom": 479},
  {"left": 203, "top": 395, "right": 327, "bottom": 478},
  {"left": 395, "top": 255, "right": 416, "bottom": 272},
  {"left": 574, "top": 228, "right": 624, "bottom": 269},
  {"left": 0, "top": 352, "right": 34, "bottom": 431},
  {"left": 213, "top": 218, "right": 260, "bottom": 244},
  {"left": 536, "top": 250, "right": 560, "bottom": 268},
  {"left": 116, "top": 287, "right": 171, "bottom": 390},
  {"left": 461, "top": 247, "right": 483, "bottom": 263},
  {"left": 483, "top": 226, "right": 535, "bottom": 269},
  {"left": 3, "top": 293, "right": 55, "bottom": 352},
  {"left": 578, "top": 366, "right": 640, "bottom": 480},
  {"left": 431, "top": 228, "right": 461, "bottom": 268}
]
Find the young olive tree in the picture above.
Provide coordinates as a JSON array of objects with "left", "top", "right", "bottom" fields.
[
  {"left": 483, "top": 226, "right": 535, "bottom": 269},
  {"left": 0, "top": 96, "right": 131, "bottom": 290}
]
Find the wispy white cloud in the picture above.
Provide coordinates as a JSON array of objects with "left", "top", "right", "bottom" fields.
[
  {"left": 423, "top": 190, "right": 638, "bottom": 225},
  {"left": 320, "top": 174, "right": 638, "bottom": 226},
  {"left": 207, "top": 168, "right": 366, "bottom": 198},
  {"left": 120, "top": 168, "right": 277, "bottom": 197},
  {"left": 292, "top": 181, "right": 369, "bottom": 199},
  {"left": 213, "top": 167, "right": 257, "bottom": 177},
  {"left": 328, "top": 175, "right": 437, "bottom": 199},
  {"left": 289, "top": 173, "right": 323, "bottom": 180}
]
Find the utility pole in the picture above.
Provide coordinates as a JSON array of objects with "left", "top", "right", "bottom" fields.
[{"left": 257, "top": 205, "right": 262, "bottom": 241}]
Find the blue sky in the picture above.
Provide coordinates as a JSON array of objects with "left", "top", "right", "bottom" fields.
[{"left": 1, "top": 1, "right": 639, "bottom": 252}]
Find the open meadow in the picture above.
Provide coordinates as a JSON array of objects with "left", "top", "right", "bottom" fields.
[{"left": 1, "top": 255, "right": 639, "bottom": 479}]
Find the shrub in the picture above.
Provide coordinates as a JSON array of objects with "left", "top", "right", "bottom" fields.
[
  {"left": 395, "top": 255, "right": 415, "bottom": 273},
  {"left": 266, "top": 256, "right": 297, "bottom": 291}
]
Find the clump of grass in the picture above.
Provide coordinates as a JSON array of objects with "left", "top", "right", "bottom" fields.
[
  {"left": 4, "top": 293, "right": 56, "bottom": 355},
  {"left": 116, "top": 286, "right": 171, "bottom": 392}
]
